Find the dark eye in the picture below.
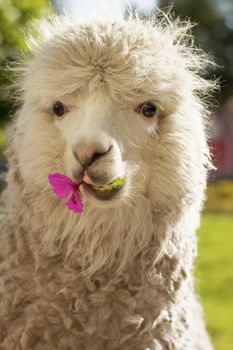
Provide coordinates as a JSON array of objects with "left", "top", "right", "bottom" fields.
[
  {"left": 52, "top": 101, "right": 67, "bottom": 117},
  {"left": 140, "top": 102, "right": 157, "bottom": 118}
]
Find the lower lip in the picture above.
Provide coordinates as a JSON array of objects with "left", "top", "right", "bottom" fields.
[{"left": 81, "top": 183, "right": 123, "bottom": 201}]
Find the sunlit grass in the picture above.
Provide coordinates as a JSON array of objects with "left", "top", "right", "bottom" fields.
[
  {"left": 197, "top": 214, "right": 233, "bottom": 350},
  {"left": 206, "top": 181, "right": 233, "bottom": 213},
  {"left": 0, "top": 128, "right": 6, "bottom": 151}
]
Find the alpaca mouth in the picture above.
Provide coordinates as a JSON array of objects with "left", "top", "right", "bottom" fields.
[{"left": 81, "top": 180, "right": 125, "bottom": 201}]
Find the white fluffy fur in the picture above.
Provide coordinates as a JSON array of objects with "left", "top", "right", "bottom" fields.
[{"left": 0, "top": 14, "right": 216, "bottom": 349}]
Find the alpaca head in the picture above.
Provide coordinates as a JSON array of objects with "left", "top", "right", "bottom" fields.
[{"left": 15, "top": 16, "right": 214, "bottom": 212}]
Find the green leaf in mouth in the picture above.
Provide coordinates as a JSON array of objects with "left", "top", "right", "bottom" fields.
[{"left": 95, "top": 177, "right": 126, "bottom": 191}]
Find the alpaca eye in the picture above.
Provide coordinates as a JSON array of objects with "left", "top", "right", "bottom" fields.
[
  {"left": 141, "top": 102, "right": 157, "bottom": 118},
  {"left": 52, "top": 101, "right": 67, "bottom": 117}
]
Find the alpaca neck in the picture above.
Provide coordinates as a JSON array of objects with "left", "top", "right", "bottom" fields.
[{"left": 3, "top": 167, "right": 196, "bottom": 284}]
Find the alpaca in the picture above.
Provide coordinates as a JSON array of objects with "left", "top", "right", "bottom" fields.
[{"left": 0, "top": 14, "right": 215, "bottom": 350}]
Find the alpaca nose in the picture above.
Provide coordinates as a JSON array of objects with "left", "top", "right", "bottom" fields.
[{"left": 73, "top": 138, "right": 112, "bottom": 167}]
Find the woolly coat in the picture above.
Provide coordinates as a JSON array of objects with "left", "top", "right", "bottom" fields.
[{"left": 0, "top": 16, "right": 214, "bottom": 350}]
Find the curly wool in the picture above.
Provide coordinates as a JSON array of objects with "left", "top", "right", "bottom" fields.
[{"left": 0, "top": 14, "right": 215, "bottom": 349}]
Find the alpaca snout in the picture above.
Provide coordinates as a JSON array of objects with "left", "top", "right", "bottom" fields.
[
  {"left": 72, "top": 143, "right": 112, "bottom": 168},
  {"left": 72, "top": 134, "right": 124, "bottom": 182},
  {"left": 72, "top": 132, "right": 113, "bottom": 167},
  {"left": 71, "top": 138, "right": 126, "bottom": 202}
]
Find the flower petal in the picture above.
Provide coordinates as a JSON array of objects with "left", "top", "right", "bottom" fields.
[
  {"left": 48, "top": 173, "right": 74, "bottom": 199},
  {"left": 66, "top": 192, "right": 83, "bottom": 213}
]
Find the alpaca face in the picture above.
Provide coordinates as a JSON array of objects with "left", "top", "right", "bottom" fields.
[
  {"left": 51, "top": 90, "right": 160, "bottom": 206},
  {"left": 17, "top": 20, "right": 209, "bottom": 210}
]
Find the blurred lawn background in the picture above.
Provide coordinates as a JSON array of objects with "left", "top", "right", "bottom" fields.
[
  {"left": 197, "top": 214, "right": 233, "bottom": 350},
  {"left": 0, "top": 1, "right": 233, "bottom": 349}
]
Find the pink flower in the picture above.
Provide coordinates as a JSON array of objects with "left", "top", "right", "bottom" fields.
[{"left": 48, "top": 173, "right": 83, "bottom": 213}]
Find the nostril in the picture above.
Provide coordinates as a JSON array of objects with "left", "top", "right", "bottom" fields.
[
  {"left": 90, "top": 152, "right": 105, "bottom": 164},
  {"left": 73, "top": 144, "right": 112, "bottom": 167},
  {"left": 87, "top": 146, "right": 112, "bottom": 166}
]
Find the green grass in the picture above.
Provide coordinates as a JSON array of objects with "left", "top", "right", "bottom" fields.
[
  {"left": 0, "top": 128, "right": 6, "bottom": 151},
  {"left": 197, "top": 214, "right": 233, "bottom": 350}
]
